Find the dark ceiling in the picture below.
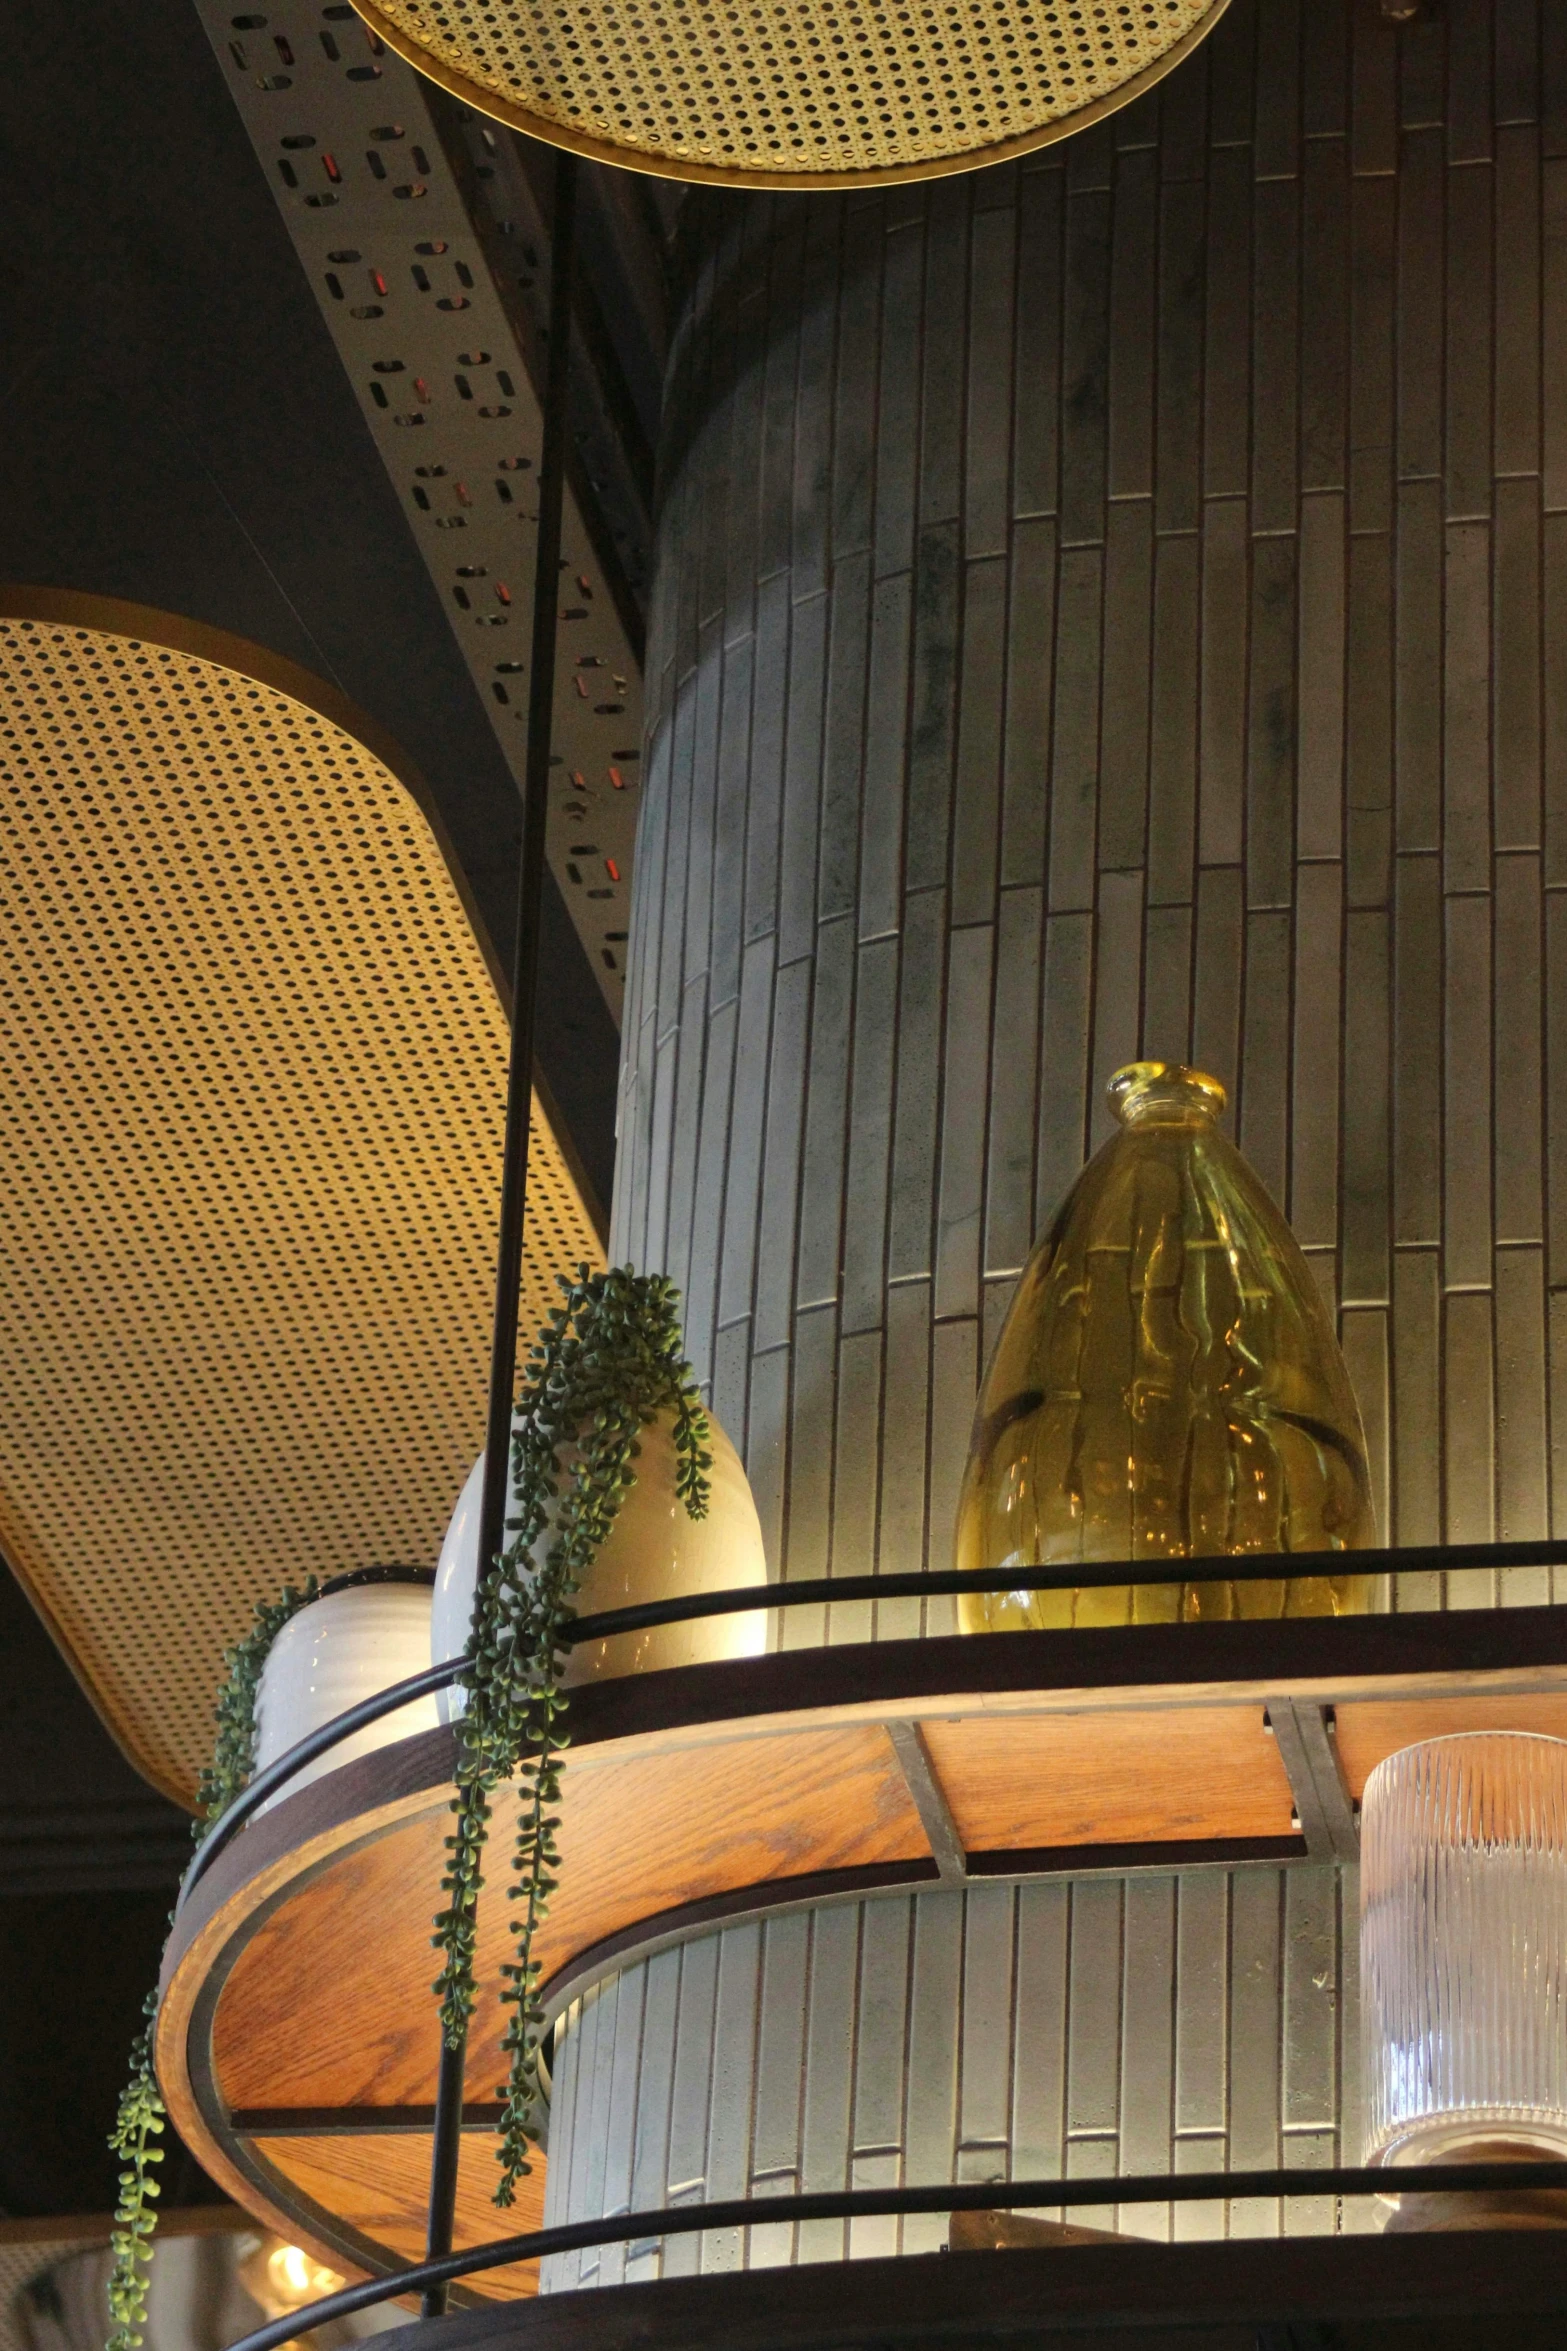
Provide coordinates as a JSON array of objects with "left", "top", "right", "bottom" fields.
[
  {"left": 0, "top": 0, "right": 644, "bottom": 2216},
  {"left": 0, "top": 0, "right": 621, "bottom": 1207}
]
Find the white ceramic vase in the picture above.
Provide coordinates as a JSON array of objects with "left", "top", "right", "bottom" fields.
[
  {"left": 252, "top": 1571, "right": 442, "bottom": 1809},
  {"left": 431, "top": 1410, "right": 768, "bottom": 1719}
]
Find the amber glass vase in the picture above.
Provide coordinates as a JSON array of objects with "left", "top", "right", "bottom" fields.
[{"left": 955, "top": 1063, "right": 1374, "bottom": 1630}]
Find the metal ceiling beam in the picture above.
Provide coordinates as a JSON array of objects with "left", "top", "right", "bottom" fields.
[{"left": 191, "top": 0, "right": 644, "bottom": 1018}]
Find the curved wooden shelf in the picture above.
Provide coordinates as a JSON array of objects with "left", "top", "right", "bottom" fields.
[{"left": 156, "top": 1611, "right": 1567, "bottom": 2297}]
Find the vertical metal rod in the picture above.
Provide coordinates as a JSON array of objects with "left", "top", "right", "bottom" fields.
[{"left": 421, "top": 146, "right": 579, "bottom": 2321}]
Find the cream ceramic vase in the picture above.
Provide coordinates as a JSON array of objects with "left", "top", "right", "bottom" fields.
[
  {"left": 251, "top": 1569, "right": 441, "bottom": 1809},
  {"left": 431, "top": 1409, "right": 768, "bottom": 1717}
]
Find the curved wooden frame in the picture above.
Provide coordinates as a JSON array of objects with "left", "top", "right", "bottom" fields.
[
  {"left": 348, "top": 1, "right": 1230, "bottom": 191},
  {"left": 158, "top": 1609, "right": 1567, "bottom": 2290}
]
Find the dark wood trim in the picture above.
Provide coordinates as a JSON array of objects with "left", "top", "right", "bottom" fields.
[
  {"left": 235, "top": 2108, "right": 506, "bottom": 2137},
  {"left": 560, "top": 1606, "right": 1567, "bottom": 1750},
  {"left": 370, "top": 2232, "right": 1567, "bottom": 2350}
]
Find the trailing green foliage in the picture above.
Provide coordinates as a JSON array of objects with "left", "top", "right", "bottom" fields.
[
  {"left": 431, "top": 1265, "right": 710, "bottom": 2204},
  {"left": 105, "top": 1575, "right": 318, "bottom": 2351},
  {"left": 105, "top": 1997, "right": 164, "bottom": 2351}
]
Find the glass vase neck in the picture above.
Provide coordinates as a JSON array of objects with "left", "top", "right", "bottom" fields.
[{"left": 1107, "top": 1061, "right": 1227, "bottom": 1129}]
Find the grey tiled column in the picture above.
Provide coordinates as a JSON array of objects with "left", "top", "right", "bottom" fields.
[{"left": 562, "top": 0, "right": 1564, "bottom": 2279}]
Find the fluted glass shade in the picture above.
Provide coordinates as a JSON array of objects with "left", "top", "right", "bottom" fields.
[
  {"left": 955, "top": 1062, "right": 1374, "bottom": 1630},
  {"left": 1362, "top": 1733, "right": 1567, "bottom": 2165}
]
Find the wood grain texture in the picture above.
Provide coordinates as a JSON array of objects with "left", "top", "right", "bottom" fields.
[
  {"left": 255, "top": 2134, "right": 544, "bottom": 2299},
  {"left": 921, "top": 1706, "right": 1296, "bottom": 1848},
  {"left": 1334, "top": 1692, "right": 1567, "bottom": 1795}
]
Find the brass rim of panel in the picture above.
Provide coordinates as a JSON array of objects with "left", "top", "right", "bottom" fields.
[
  {"left": 0, "top": 588, "right": 604, "bottom": 1802},
  {"left": 348, "top": 0, "right": 1231, "bottom": 192}
]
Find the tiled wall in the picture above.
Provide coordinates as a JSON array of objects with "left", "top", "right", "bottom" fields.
[
  {"left": 591, "top": 0, "right": 1566, "bottom": 2278},
  {"left": 613, "top": 0, "right": 1567, "bottom": 1608},
  {"left": 541, "top": 1869, "right": 1374, "bottom": 2281}
]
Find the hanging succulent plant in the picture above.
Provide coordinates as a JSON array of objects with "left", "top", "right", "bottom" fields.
[
  {"left": 430, "top": 1265, "right": 710, "bottom": 2203},
  {"left": 105, "top": 1576, "right": 318, "bottom": 2351}
]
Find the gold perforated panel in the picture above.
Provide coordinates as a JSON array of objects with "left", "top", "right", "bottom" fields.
[
  {"left": 355, "top": 0, "right": 1226, "bottom": 186},
  {"left": 0, "top": 596, "right": 603, "bottom": 1805}
]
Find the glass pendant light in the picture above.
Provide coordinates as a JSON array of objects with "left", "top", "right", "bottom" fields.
[{"left": 955, "top": 1063, "right": 1374, "bottom": 1629}]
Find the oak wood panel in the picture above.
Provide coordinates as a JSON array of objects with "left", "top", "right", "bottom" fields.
[
  {"left": 211, "top": 1724, "right": 926, "bottom": 2111},
  {"left": 1334, "top": 1693, "right": 1567, "bottom": 1797},
  {"left": 256, "top": 2133, "right": 544, "bottom": 2299},
  {"left": 921, "top": 1705, "right": 1296, "bottom": 1849}
]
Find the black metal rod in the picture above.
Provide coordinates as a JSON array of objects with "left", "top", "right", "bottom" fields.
[
  {"left": 421, "top": 147, "right": 581, "bottom": 2321},
  {"left": 177, "top": 1533, "right": 1567, "bottom": 1908},
  {"left": 218, "top": 2160, "right": 1567, "bottom": 2351},
  {"left": 560, "top": 1533, "right": 1567, "bottom": 1644}
]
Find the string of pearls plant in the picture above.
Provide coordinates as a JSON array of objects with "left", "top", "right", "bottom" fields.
[
  {"left": 432, "top": 1266, "right": 710, "bottom": 2203},
  {"left": 106, "top": 1579, "right": 318, "bottom": 2351}
]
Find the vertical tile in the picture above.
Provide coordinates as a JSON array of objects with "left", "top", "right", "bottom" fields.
[
  {"left": 1036, "top": 912, "right": 1094, "bottom": 1226},
  {"left": 934, "top": 924, "right": 995, "bottom": 1321},
  {"left": 888, "top": 887, "right": 946, "bottom": 1283},
  {"left": 1247, "top": 530, "right": 1298, "bottom": 910},
  {"left": 1301, "top": 137, "right": 1350, "bottom": 494},
  {"left": 859, "top": 573, "right": 911, "bottom": 941},
  {"left": 1066, "top": 1880, "right": 1124, "bottom": 2138},
  {"left": 1298, "top": 493, "right": 1347, "bottom": 863},
  {"left": 1346, "top": 530, "right": 1393, "bottom": 910},
  {"left": 1341, "top": 1306, "right": 1391, "bottom": 1541},
  {"left": 966, "top": 204, "right": 1016, "bottom": 561},
  {"left": 798, "top": 1904, "right": 858, "bottom": 2265},
  {"left": 1088, "top": 871, "right": 1146, "bottom": 1152},
  {"left": 1174, "top": 1871, "right": 1229, "bottom": 2136},
  {"left": 1496, "top": 1245, "right": 1550, "bottom": 1557},
  {"left": 1098, "top": 499, "right": 1154, "bottom": 872},
  {"left": 1445, "top": 158, "right": 1495, "bottom": 520},
  {"left": 1395, "top": 479, "right": 1443, "bottom": 853},
  {"left": 703, "top": 1924, "right": 762, "bottom": 2271},
  {"left": 902, "top": 1889, "right": 964, "bottom": 2250},
  {"left": 1397, "top": 128, "right": 1444, "bottom": 484},
  {"left": 842, "top": 935, "right": 899, "bottom": 1334},
  {"left": 1147, "top": 532, "right": 1201, "bottom": 905},
  {"left": 1000, "top": 517, "right": 1058, "bottom": 888},
  {"left": 1010, "top": 1882, "right": 1070, "bottom": 2202},
  {"left": 1494, "top": 477, "right": 1543, "bottom": 853},
  {"left": 1290, "top": 862, "right": 1344, "bottom": 1247},
  {"left": 1014, "top": 170, "right": 1063, "bottom": 521},
  {"left": 985, "top": 888, "right": 1043, "bottom": 1278},
  {"left": 1048, "top": 547, "right": 1105, "bottom": 910},
  {"left": 1251, "top": 176, "right": 1300, "bottom": 535},
  {"left": 952, "top": 557, "right": 1008, "bottom": 927},
  {"left": 752, "top": 962, "right": 809, "bottom": 1354},
  {"left": 1192, "top": 865, "right": 1245, "bottom": 1108},
  {"left": 1119, "top": 1877, "right": 1176, "bottom": 2242},
  {"left": 1061, "top": 186, "right": 1111, "bottom": 545},
  {"left": 1442, "top": 889, "right": 1493, "bottom": 1289},
  {"left": 1239, "top": 909, "right": 1291, "bottom": 1205},
  {"left": 1392, "top": 1248, "right": 1443, "bottom": 1561},
  {"left": 1495, "top": 125, "right": 1543, "bottom": 479},
  {"left": 959, "top": 1884, "right": 1016, "bottom": 2152},
  {"left": 1495, "top": 853, "right": 1544, "bottom": 1243},
  {"left": 1444, "top": 1287, "right": 1498, "bottom": 1569},
  {"left": 1342, "top": 910, "right": 1391, "bottom": 1306},
  {"left": 1109, "top": 148, "right": 1158, "bottom": 502},
  {"left": 1443, "top": 522, "right": 1493, "bottom": 894},
  {"left": 1143, "top": 902, "right": 1194, "bottom": 1061},
  {"left": 794, "top": 916, "right": 853, "bottom": 1310},
  {"left": 1199, "top": 499, "right": 1250, "bottom": 867},
  {"left": 1156, "top": 181, "right": 1207, "bottom": 535},
  {"left": 1227, "top": 1871, "right": 1282, "bottom": 2236},
  {"left": 1204, "top": 145, "right": 1254, "bottom": 500}
]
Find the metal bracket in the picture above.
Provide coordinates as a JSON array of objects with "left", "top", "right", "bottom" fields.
[
  {"left": 885, "top": 1721, "right": 968, "bottom": 1884},
  {"left": 1264, "top": 1699, "right": 1360, "bottom": 1865}
]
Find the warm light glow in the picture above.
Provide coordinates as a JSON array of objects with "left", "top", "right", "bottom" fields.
[{"left": 268, "top": 2244, "right": 339, "bottom": 2307}]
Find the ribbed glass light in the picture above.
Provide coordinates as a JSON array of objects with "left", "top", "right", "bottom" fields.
[{"left": 1362, "top": 1733, "right": 1567, "bottom": 2165}]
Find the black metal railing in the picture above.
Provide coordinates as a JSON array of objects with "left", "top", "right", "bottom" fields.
[
  {"left": 218, "top": 2158, "right": 1567, "bottom": 2351},
  {"left": 178, "top": 1531, "right": 1567, "bottom": 1909},
  {"left": 178, "top": 1531, "right": 1567, "bottom": 2345}
]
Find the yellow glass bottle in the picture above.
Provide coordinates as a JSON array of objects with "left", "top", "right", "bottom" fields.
[{"left": 955, "top": 1063, "right": 1374, "bottom": 1630}]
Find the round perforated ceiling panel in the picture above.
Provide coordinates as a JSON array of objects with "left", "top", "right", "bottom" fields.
[
  {"left": 0, "top": 592, "right": 604, "bottom": 1805},
  {"left": 354, "top": 0, "right": 1228, "bottom": 186}
]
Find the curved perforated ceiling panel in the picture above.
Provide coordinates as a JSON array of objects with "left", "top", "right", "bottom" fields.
[
  {"left": 0, "top": 593, "right": 603, "bottom": 1804},
  {"left": 354, "top": 0, "right": 1227, "bottom": 186}
]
